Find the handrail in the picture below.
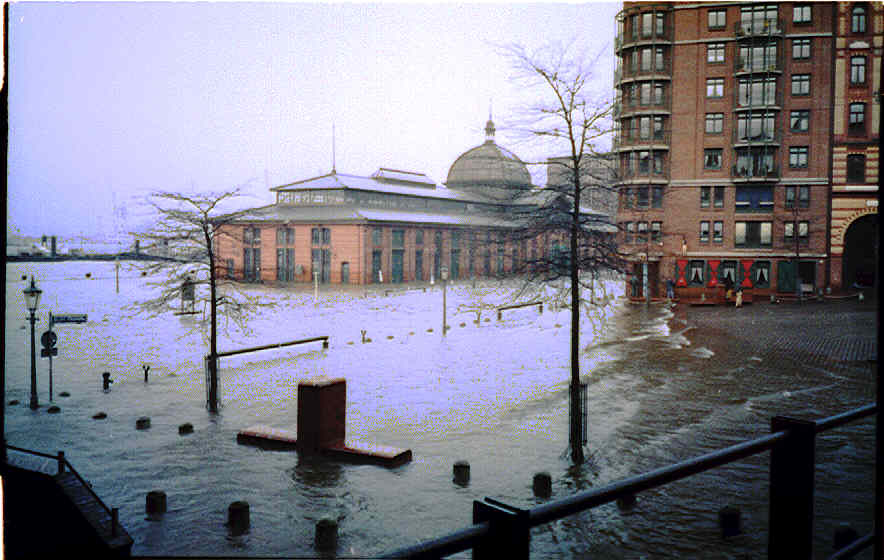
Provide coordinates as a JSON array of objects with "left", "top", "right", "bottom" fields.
[
  {"left": 215, "top": 335, "right": 329, "bottom": 358},
  {"left": 384, "top": 403, "right": 877, "bottom": 559}
]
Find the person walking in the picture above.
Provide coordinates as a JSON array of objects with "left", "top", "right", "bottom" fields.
[
  {"left": 735, "top": 285, "right": 743, "bottom": 308},
  {"left": 666, "top": 278, "right": 675, "bottom": 300}
]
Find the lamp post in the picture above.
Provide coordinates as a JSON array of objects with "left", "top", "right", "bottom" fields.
[
  {"left": 441, "top": 266, "right": 448, "bottom": 335},
  {"left": 23, "top": 277, "right": 42, "bottom": 410}
]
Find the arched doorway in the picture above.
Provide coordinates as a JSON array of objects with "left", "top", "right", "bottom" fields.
[{"left": 842, "top": 213, "right": 877, "bottom": 289}]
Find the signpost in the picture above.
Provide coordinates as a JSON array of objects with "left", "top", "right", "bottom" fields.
[{"left": 43, "top": 312, "right": 87, "bottom": 402}]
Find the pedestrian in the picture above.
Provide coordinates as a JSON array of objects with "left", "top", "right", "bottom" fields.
[
  {"left": 724, "top": 276, "right": 734, "bottom": 301},
  {"left": 735, "top": 286, "right": 743, "bottom": 308},
  {"left": 666, "top": 278, "right": 675, "bottom": 300}
]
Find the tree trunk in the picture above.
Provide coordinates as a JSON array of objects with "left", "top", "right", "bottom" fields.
[
  {"left": 569, "top": 163, "right": 584, "bottom": 464},
  {"left": 206, "top": 225, "right": 219, "bottom": 413}
]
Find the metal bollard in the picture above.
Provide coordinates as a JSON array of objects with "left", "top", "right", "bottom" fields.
[
  {"left": 532, "top": 472, "right": 552, "bottom": 498},
  {"left": 146, "top": 490, "right": 167, "bottom": 516},
  {"left": 453, "top": 461, "right": 470, "bottom": 486},
  {"left": 227, "top": 501, "right": 250, "bottom": 536},
  {"left": 718, "top": 505, "right": 741, "bottom": 537},
  {"left": 57, "top": 451, "right": 65, "bottom": 475},
  {"left": 315, "top": 517, "right": 338, "bottom": 551}
]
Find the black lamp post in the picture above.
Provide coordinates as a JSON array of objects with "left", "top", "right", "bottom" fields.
[{"left": 23, "top": 277, "right": 42, "bottom": 410}]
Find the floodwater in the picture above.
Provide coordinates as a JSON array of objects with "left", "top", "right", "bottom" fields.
[{"left": 4, "top": 261, "right": 876, "bottom": 558}]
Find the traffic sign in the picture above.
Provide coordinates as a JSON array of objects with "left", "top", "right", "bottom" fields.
[
  {"left": 41, "top": 330, "right": 57, "bottom": 349},
  {"left": 41, "top": 348, "right": 58, "bottom": 358},
  {"left": 52, "top": 313, "right": 87, "bottom": 324}
]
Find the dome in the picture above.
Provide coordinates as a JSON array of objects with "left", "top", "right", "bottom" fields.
[{"left": 445, "top": 118, "right": 533, "bottom": 198}]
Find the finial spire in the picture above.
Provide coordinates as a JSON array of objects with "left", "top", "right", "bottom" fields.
[
  {"left": 332, "top": 122, "right": 336, "bottom": 174},
  {"left": 484, "top": 100, "right": 496, "bottom": 144}
]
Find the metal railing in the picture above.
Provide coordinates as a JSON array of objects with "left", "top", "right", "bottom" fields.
[
  {"left": 735, "top": 18, "right": 784, "bottom": 38},
  {"left": 6, "top": 444, "right": 122, "bottom": 537},
  {"left": 383, "top": 403, "right": 877, "bottom": 559}
]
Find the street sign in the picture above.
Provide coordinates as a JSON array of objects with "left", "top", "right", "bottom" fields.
[
  {"left": 41, "top": 330, "right": 57, "bottom": 349},
  {"left": 41, "top": 348, "right": 58, "bottom": 358},
  {"left": 52, "top": 313, "right": 87, "bottom": 324}
]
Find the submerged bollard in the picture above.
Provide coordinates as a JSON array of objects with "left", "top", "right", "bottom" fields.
[
  {"left": 136, "top": 417, "right": 151, "bottom": 430},
  {"left": 453, "top": 460, "right": 470, "bottom": 486},
  {"left": 315, "top": 517, "right": 338, "bottom": 551},
  {"left": 833, "top": 523, "right": 859, "bottom": 550},
  {"left": 227, "top": 501, "right": 250, "bottom": 535},
  {"left": 532, "top": 472, "right": 552, "bottom": 498},
  {"left": 718, "top": 506, "right": 742, "bottom": 537},
  {"left": 178, "top": 423, "right": 194, "bottom": 435},
  {"left": 47, "top": 406, "right": 61, "bottom": 414},
  {"left": 92, "top": 412, "right": 107, "bottom": 420},
  {"left": 146, "top": 491, "right": 167, "bottom": 516},
  {"left": 143, "top": 364, "right": 150, "bottom": 383},
  {"left": 102, "top": 372, "right": 114, "bottom": 391}
]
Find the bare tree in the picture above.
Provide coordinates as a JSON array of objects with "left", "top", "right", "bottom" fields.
[
  {"left": 134, "top": 189, "right": 264, "bottom": 413},
  {"left": 499, "top": 42, "right": 626, "bottom": 464}
]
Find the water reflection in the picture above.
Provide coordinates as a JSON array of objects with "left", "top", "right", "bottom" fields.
[{"left": 292, "top": 455, "right": 344, "bottom": 488}]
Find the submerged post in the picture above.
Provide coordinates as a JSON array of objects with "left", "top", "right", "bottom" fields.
[{"left": 769, "top": 416, "right": 816, "bottom": 559}]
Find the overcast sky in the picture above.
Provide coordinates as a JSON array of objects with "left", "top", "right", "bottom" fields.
[{"left": 8, "top": 1, "right": 620, "bottom": 239}]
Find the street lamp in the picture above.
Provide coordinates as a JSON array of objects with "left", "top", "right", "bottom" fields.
[
  {"left": 23, "top": 277, "right": 42, "bottom": 410},
  {"left": 441, "top": 266, "right": 448, "bottom": 335}
]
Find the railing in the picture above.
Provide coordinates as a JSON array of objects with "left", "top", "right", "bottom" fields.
[
  {"left": 734, "top": 52, "right": 783, "bottom": 75},
  {"left": 619, "top": 93, "right": 671, "bottom": 113},
  {"left": 215, "top": 335, "right": 330, "bottom": 358},
  {"left": 735, "top": 18, "right": 783, "bottom": 38},
  {"left": 383, "top": 404, "right": 877, "bottom": 559},
  {"left": 618, "top": 60, "right": 672, "bottom": 82},
  {"left": 732, "top": 126, "right": 782, "bottom": 146},
  {"left": 497, "top": 301, "right": 544, "bottom": 320},
  {"left": 732, "top": 164, "right": 780, "bottom": 181},
  {"left": 6, "top": 444, "right": 121, "bottom": 537},
  {"left": 617, "top": 130, "right": 671, "bottom": 149}
]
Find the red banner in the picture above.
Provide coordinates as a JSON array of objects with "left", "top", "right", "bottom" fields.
[
  {"left": 676, "top": 259, "right": 688, "bottom": 287},
  {"left": 707, "top": 260, "right": 720, "bottom": 287},
  {"left": 741, "top": 260, "right": 754, "bottom": 287}
]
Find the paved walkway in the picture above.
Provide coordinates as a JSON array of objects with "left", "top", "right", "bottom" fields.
[{"left": 673, "top": 298, "right": 877, "bottom": 365}]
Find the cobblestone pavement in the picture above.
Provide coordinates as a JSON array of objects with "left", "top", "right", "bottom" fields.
[{"left": 672, "top": 297, "right": 878, "bottom": 366}]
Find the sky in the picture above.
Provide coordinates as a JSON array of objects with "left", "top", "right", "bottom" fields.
[{"left": 8, "top": 1, "right": 621, "bottom": 239}]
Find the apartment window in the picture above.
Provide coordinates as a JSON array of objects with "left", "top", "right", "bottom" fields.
[
  {"left": 706, "top": 78, "right": 724, "bottom": 98},
  {"left": 652, "top": 186, "right": 664, "bottom": 208},
  {"left": 791, "top": 74, "right": 810, "bottom": 95},
  {"left": 637, "top": 221, "right": 649, "bottom": 242},
  {"left": 641, "top": 12, "right": 654, "bottom": 38},
  {"left": 636, "top": 186, "right": 650, "bottom": 208},
  {"left": 415, "top": 229, "right": 424, "bottom": 245},
  {"left": 708, "top": 9, "right": 726, "bottom": 29},
  {"left": 790, "top": 110, "right": 809, "bottom": 132},
  {"left": 371, "top": 227, "right": 383, "bottom": 246},
  {"left": 792, "top": 5, "right": 811, "bottom": 23},
  {"left": 704, "top": 149, "right": 723, "bottom": 170},
  {"left": 700, "top": 186, "right": 711, "bottom": 208},
  {"left": 707, "top": 43, "right": 725, "bottom": 63},
  {"left": 847, "top": 154, "right": 866, "bottom": 183},
  {"left": 740, "top": 5, "right": 778, "bottom": 33},
  {"left": 849, "top": 103, "right": 866, "bottom": 133},
  {"left": 651, "top": 221, "right": 662, "bottom": 242},
  {"left": 852, "top": 6, "right": 867, "bottom": 33},
  {"left": 736, "top": 185, "right": 774, "bottom": 212},
  {"left": 700, "top": 221, "right": 710, "bottom": 243},
  {"left": 689, "top": 260, "right": 705, "bottom": 285},
  {"left": 638, "top": 151, "right": 651, "bottom": 174},
  {"left": 736, "top": 147, "right": 776, "bottom": 177},
  {"left": 654, "top": 83, "right": 665, "bottom": 105},
  {"left": 738, "top": 77, "right": 777, "bottom": 106},
  {"left": 739, "top": 43, "right": 778, "bottom": 71},
  {"left": 754, "top": 261, "right": 771, "bottom": 287},
  {"left": 785, "top": 185, "right": 810, "bottom": 209},
  {"left": 312, "top": 227, "right": 331, "bottom": 245},
  {"left": 736, "top": 112, "right": 776, "bottom": 141},
  {"left": 792, "top": 39, "right": 810, "bottom": 60},
  {"left": 276, "top": 227, "right": 295, "bottom": 246},
  {"left": 713, "top": 186, "right": 725, "bottom": 208},
  {"left": 705, "top": 113, "right": 724, "bottom": 134},
  {"left": 789, "top": 146, "right": 809, "bottom": 168},
  {"left": 625, "top": 222, "right": 634, "bottom": 243},
  {"left": 713, "top": 221, "right": 723, "bottom": 243},
  {"left": 735, "top": 221, "right": 772, "bottom": 247},
  {"left": 243, "top": 226, "right": 261, "bottom": 245},
  {"left": 785, "top": 221, "right": 809, "bottom": 244},
  {"left": 641, "top": 47, "right": 653, "bottom": 72},
  {"left": 850, "top": 57, "right": 866, "bottom": 84}
]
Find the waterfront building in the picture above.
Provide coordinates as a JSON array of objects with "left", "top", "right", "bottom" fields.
[
  {"left": 613, "top": 2, "right": 880, "bottom": 299},
  {"left": 216, "top": 118, "right": 610, "bottom": 285}
]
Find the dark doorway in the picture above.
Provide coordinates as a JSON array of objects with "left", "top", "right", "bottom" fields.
[
  {"left": 392, "top": 250, "right": 404, "bottom": 283},
  {"left": 843, "top": 214, "right": 878, "bottom": 288},
  {"left": 341, "top": 262, "right": 350, "bottom": 284}
]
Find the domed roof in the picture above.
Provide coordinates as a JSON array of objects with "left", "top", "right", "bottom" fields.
[{"left": 446, "top": 118, "right": 533, "bottom": 198}]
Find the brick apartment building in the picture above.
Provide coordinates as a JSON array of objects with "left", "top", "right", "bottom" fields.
[{"left": 614, "top": 2, "right": 880, "bottom": 300}]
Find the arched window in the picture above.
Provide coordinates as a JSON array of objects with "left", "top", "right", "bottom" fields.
[{"left": 851, "top": 5, "right": 866, "bottom": 33}]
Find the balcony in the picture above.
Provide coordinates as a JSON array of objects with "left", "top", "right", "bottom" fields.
[
  {"left": 731, "top": 164, "right": 779, "bottom": 182},
  {"left": 617, "top": 60, "right": 672, "bottom": 84},
  {"left": 732, "top": 126, "right": 782, "bottom": 147},
  {"left": 734, "top": 18, "right": 783, "bottom": 39},
  {"left": 616, "top": 26, "right": 673, "bottom": 51},
  {"left": 618, "top": 165, "right": 670, "bottom": 183},
  {"left": 734, "top": 86, "right": 783, "bottom": 111},
  {"left": 734, "top": 53, "right": 783, "bottom": 75},
  {"left": 616, "top": 130, "right": 671, "bottom": 150},
  {"left": 618, "top": 94, "right": 671, "bottom": 116}
]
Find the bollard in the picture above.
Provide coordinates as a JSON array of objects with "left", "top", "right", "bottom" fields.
[
  {"left": 315, "top": 517, "right": 338, "bottom": 551},
  {"left": 833, "top": 523, "right": 859, "bottom": 550},
  {"left": 532, "top": 472, "right": 552, "bottom": 498},
  {"left": 47, "top": 406, "right": 61, "bottom": 414},
  {"left": 361, "top": 330, "right": 367, "bottom": 343},
  {"left": 8, "top": 400, "right": 19, "bottom": 406},
  {"left": 102, "top": 372, "right": 114, "bottom": 391},
  {"left": 616, "top": 493, "right": 637, "bottom": 510},
  {"left": 92, "top": 411, "right": 107, "bottom": 420},
  {"left": 178, "top": 423, "right": 194, "bottom": 435},
  {"left": 136, "top": 417, "right": 151, "bottom": 430},
  {"left": 143, "top": 364, "right": 150, "bottom": 383},
  {"left": 453, "top": 460, "right": 470, "bottom": 486},
  {"left": 57, "top": 451, "right": 65, "bottom": 475},
  {"left": 718, "top": 505, "right": 742, "bottom": 537},
  {"left": 227, "top": 501, "right": 250, "bottom": 535},
  {"left": 146, "top": 490, "right": 167, "bottom": 516},
  {"left": 59, "top": 391, "right": 70, "bottom": 397}
]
